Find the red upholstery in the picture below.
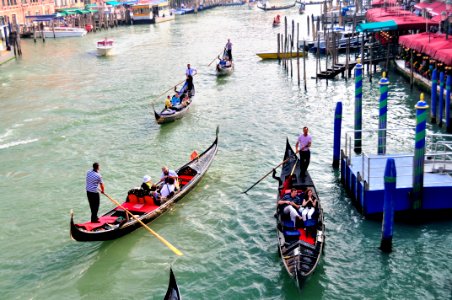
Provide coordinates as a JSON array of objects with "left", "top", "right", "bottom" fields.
[
  {"left": 298, "top": 228, "right": 315, "bottom": 245},
  {"left": 128, "top": 194, "right": 139, "bottom": 203},
  {"left": 178, "top": 175, "right": 193, "bottom": 185},
  {"left": 115, "top": 202, "right": 159, "bottom": 213},
  {"left": 76, "top": 216, "right": 118, "bottom": 231},
  {"left": 143, "top": 195, "right": 156, "bottom": 205}
]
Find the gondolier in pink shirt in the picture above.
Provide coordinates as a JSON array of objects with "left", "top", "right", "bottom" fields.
[{"left": 295, "top": 127, "right": 312, "bottom": 182}]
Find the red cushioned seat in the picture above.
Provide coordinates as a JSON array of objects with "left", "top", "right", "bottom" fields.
[
  {"left": 115, "top": 202, "right": 159, "bottom": 213},
  {"left": 76, "top": 216, "right": 118, "bottom": 231}
]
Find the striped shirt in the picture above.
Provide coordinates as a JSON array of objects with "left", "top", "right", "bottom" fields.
[{"left": 86, "top": 170, "right": 103, "bottom": 193}]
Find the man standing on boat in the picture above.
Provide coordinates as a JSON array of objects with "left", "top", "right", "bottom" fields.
[
  {"left": 86, "top": 162, "right": 105, "bottom": 223},
  {"left": 225, "top": 39, "right": 233, "bottom": 61},
  {"left": 295, "top": 127, "right": 312, "bottom": 181},
  {"left": 185, "top": 64, "right": 197, "bottom": 96}
]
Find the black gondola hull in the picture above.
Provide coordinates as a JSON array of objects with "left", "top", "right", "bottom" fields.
[{"left": 70, "top": 128, "right": 218, "bottom": 242}]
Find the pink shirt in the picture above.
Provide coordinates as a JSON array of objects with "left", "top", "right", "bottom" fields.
[{"left": 298, "top": 134, "right": 312, "bottom": 151}]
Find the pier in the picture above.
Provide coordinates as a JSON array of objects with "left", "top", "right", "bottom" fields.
[{"left": 340, "top": 128, "right": 452, "bottom": 220}]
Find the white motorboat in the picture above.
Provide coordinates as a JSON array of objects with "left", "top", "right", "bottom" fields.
[
  {"left": 96, "top": 39, "right": 114, "bottom": 56},
  {"left": 38, "top": 26, "right": 87, "bottom": 38}
]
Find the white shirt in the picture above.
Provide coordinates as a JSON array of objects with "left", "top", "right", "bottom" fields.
[
  {"left": 160, "top": 183, "right": 175, "bottom": 198},
  {"left": 160, "top": 169, "right": 178, "bottom": 180},
  {"left": 186, "top": 67, "right": 196, "bottom": 76}
]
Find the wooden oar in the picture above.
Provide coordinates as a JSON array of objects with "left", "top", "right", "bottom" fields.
[
  {"left": 102, "top": 192, "right": 183, "bottom": 256},
  {"left": 242, "top": 150, "right": 299, "bottom": 194},
  {"left": 207, "top": 49, "right": 225, "bottom": 66}
]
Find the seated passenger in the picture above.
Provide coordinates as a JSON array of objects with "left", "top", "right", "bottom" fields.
[
  {"left": 141, "top": 175, "right": 157, "bottom": 193},
  {"left": 277, "top": 188, "right": 303, "bottom": 225},
  {"left": 160, "top": 166, "right": 179, "bottom": 190},
  {"left": 160, "top": 177, "right": 176, "bottom": 200},
  {"left": 181, "top": 93, "right": 190, "bottom": 106},
  {"left": 171, "top": 92, "right": 181, "bottom": 106},
  {"left": 300, "top": 188, "right": 317, "bottom": 222},
  {"left": 165, "top": 95, "right": 172, "bottom": 109}
]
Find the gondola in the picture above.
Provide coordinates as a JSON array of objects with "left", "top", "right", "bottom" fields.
[
  {"left": 153, "top": 81, "right": 195, "bottom": 124},
  {"left": 164, "top": 268, "right": 181, "bottom": 300},
  {"left": 257, "top": 1, "right": 296, "bottom": 11},
  {"left": 272, "top": 139, "right": 325, "bottom": 287},
  {"left": 70, "top": 127, "right": 219, "bottom": 242},
  {"left": 216, "top": 50, "right": 234, "bottom": 76}
]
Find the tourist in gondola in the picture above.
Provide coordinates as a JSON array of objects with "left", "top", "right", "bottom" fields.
[
  {"left": 165, "top": 95, "right": 173, "bottom": 109},
  {"left": 295, "top": 126, "right": 312, "bottom": 181},
  {"left": 225, "top": 38, "right": 233, "bottom": 61},
  {"left": 277, "top": 188, "right": 303, "bottom": 224},
  {"left": 300, "top": 188, "right": 317, "bottom": 222},
  {"left": 160, "top": 177, "right": 176, "bottom": 201},
  {"left": 85, "top": 162, "right": 105, "bottom": 223},
  {"left": 171, "top": 92, "right": 181, "bottom": 106},
  {"left": 160, "top": 166, "right": 179, "bottom": 190}
]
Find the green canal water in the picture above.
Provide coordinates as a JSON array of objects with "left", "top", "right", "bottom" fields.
[{"left": 1, "top": 5, "right": 451, "bottom": 300}]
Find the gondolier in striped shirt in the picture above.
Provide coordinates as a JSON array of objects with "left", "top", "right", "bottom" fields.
[{"left": 86, "top": 162, "right": 105, "bottom": 223}]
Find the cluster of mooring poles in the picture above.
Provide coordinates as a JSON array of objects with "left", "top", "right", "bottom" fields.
[
  {"left": 430, "top": 69, "right": 452, "bottom": 132},
  {"left": 331, "top": 68, "right": 433, "bottom": 253},
  {"left": 276, "top": 17, "right": 307, "bottom": 91}
]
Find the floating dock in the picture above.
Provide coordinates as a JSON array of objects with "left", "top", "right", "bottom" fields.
[{"left": 340, "top": 130, "right": 452, "bottom": 219}]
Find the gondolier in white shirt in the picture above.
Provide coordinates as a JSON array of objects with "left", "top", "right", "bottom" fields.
[
  {"left": 295, "top": 126, "right": 312, "bottom": 182},
  {"left": 185, "top": 64, "right": 197, "bottom": 96},
  {"left": 85, "top": 162, "right": 105, "bottom": 223}
]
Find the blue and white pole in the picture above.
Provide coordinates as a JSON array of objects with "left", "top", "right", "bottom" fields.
[
  {"left": 431, "top": 69, "right": 437, "bottom": 123},
  {"left": 354, "top": 62, "right": 363, "bottom": 154},
  {"left": 446, "top": 75, "right": 452, "bottom": 133},
  {"left": 438, "top": 72, "right": 445, "bottom": 127},
  {"left": 333, "top": 101, "right": 343, "bottom": 168},
  {"left": 378, "top": 73, "right": 389, "bottom": 155},
  {"left": 380, "top": 158, "right": 396, "bottom": 253},
  {"left": 412, "top": 93, "right": 429, "bottom": 210}
]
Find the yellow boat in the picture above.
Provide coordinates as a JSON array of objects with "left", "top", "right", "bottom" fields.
[{"left": 256, "top": 52, "right": 307, "bottom": 59}]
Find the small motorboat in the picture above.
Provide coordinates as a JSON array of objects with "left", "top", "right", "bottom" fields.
[
  {"left": 273, "top": 14, "right": 281, "bottom": 27},
  {"left": 96, "top": 38, "right": 114, "bottom": 56}
]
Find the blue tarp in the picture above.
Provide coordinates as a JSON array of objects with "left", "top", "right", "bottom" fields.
[{"left": 356, "top": 20, "right": 398, "bottom": 33}]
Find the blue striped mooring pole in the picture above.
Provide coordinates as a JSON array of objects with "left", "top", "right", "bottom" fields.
[
  {"left": 378, "top": 73, "right": 389, "bottom": 155},
  {"left": 333, "top": 101, "right": 343, "bottom": 168},
  {"left": 438, "top": 72, "right": 445, "bottom": 127},
  {"left": 354, "top": 62, "right": 363, "bottom": 154},
  {"left": 380, "top": 158, "right": 396, "bottom": 253},
  {"left": 412, "top": 93, "right": 429, "bottom": 210},
  {"left": 446, "top": 75, "right": 452, "bottom": 133},
  {"left": 431, "top": 69, "right": 437, "bottom": 123}
]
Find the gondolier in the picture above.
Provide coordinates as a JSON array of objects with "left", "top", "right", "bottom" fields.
[
  {"left": 225, "top": 39, "right": 233, "bottom": 60},
  {"left": 85, "top": 162, "right": 105, "bottom": 223},
  {"left": 295, "top": 126, "right": 312, "bottom": 181}
]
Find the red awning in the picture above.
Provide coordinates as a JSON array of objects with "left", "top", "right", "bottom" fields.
[
  {"left": 426, "top": 2, "right": 446, "bottom": 16},
  {"left": 423, "top": 38, "right": 452, "bottom": 56},
  {"left": 366, "top": 8, "right": 436, "bottom": 30},
  {"left": 399, "top": 32, "right": 432, "bottom": 52},
  {"left": 434, "top": 48, "right": 452, "bottom": 65},
  {"left": 399, "top": 32, "right": 452, "bottom": 65},
  {"left": 371, "top": 0, "right": 398, "bottom": 7}
]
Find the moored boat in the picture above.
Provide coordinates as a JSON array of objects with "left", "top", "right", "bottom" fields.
[
  {"left": 96, "top": 38, "right": 114, "bottom": 56},
  {"left": 256, "top": 51, "right": 306, "bottom": 59},
  {"left": 257, "top": 1, "right": 296, "bottom": 11},
  {"left": 164, "top": 268, "right": 181, "bottom": 300},
  {"left": 153, "top": 81, "right": 195, "bottom": 124},
  {"left": 37, "top": 26, "right": 87, "bottom": 38},
  {"left": 70, "top": 128, "right": 219, "bottom": 242},
  {"left": 273, "top": 139, "right": 325, "bottom": 287}
]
